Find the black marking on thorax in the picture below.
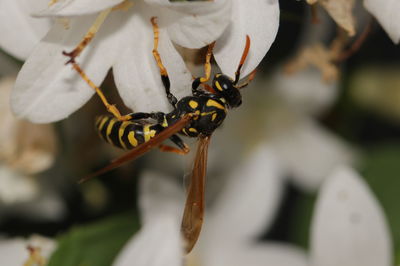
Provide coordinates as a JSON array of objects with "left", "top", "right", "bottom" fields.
[{"left": 168, "top": 95, "right": 228, "bottom": 137}]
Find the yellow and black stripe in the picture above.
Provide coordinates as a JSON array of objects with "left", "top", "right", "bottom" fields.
[{"left": 95, "top": 116, "right": 162, "bottom": 150}]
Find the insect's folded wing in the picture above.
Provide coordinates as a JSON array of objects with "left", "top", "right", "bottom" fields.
[
  {"left": 79, "top": 114, "right": 193, "bottom": 183},
  {"left": 181, "top": 135, "right": 211, "bottom": 253}
]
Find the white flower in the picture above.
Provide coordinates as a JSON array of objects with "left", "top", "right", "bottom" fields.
[
  {"left": 0, "top": 235, "right": 56, "bottom": 266},
  {"left": 0, "top": 0, "right": 52, "bottom": 60},
  {"left": 0, "top": 167, "right": 38, "bottom": 205},
  {"left": 238, "top": 166, "right": 392, "bottom": 266},
  {"left": 8, "top": 0, "right": 279, "bottom": 123},
  {"left": 364, "top": 0, "right": 400, "bottom": 44},
  {"left": 263, "top": 69, "right": 357, "bottom": 191},
  {"left": 309, "top": 167, "right": 393, "bottom": 266},
  {"left": 114, "top": 144, "right": 308, "bottom": 266},
  {"left": 0, "top": 76, "right": 65, "bottom": 223},
  {"left": 270, "top": 167, "right": 393, "bottom": 266}
]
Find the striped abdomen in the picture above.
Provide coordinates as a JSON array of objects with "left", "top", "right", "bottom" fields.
[{"left": 95, "top": 116, "right": 162, "bottom": 150}]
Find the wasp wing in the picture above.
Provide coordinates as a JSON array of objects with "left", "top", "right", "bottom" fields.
[
  {"left": 79, "top": 114, "right": 193, "bottom": 184},
  {"left": 181, "top": 135, "right": 211, "bottom": 253}
]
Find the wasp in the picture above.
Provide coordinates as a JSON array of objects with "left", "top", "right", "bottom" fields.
[{"left": 64, "top": 17, "right": 255, "bottom": 253}]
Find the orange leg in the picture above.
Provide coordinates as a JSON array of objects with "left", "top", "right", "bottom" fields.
[
  {"left": 158, "top": 144, "right": 190, "bottom": 155},
  {"left": 151, "top": 17, "right": 177, "bottom": 106},
  {"left": 199, "top": 41, "right": 215, "bottom": 83},
  {"left": 192, "top": 42, "right": 215, "bottom": 94},
  {"left": 63, "top": 8, "right": 112, "bottom": 64},
  {"left": 68, "top": 61, "right": 131, "bottom": 121},
  {"left": 159, "top": 133, "right": 190, "bottom": 154},
  {"left": 63, "top": 1, "right": 134, "bottom": 64}
]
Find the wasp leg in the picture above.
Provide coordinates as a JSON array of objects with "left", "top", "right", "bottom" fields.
[
  {"left": 191, "top": 42, "right": 215, "bottom": 95},
  {"left": 158, "top": 144, "right": 189, "bottom": 155},
  {"left": 170, "top": 134, "right": 190, "bottom": 153},
  {"left": 63, "top": 8, "right": 112, "bottom": 64},
  {"left": 67, "top": 60, "right": 131, "bottom": 121},
  {"left": 151, "top": 17, "right": 178, "bottom": 107},
  {"left": 159, "top": 134, "right": 190, "bottom": 155}
]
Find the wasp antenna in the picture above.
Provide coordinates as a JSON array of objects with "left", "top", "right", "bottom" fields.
[
  {"left": 238, "top": 68, "right": 257, "bottom": 89},
  {"left": 78, "top": 167, "right": 111, "bottom": 184},
  {"left": 234, "top": 35, "right": 251, "bottom": 85}
]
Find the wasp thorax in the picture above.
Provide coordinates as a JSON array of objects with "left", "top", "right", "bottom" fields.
[{"left": 212, "top": 74, "right": 242, "bottom": 108}]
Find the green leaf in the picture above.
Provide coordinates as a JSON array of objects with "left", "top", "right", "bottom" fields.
[
  {"left": 360, "top": 143, "right": 400, "bottom": 264},
  {"left": 48, "top": 213, "right": 139, "bottom": 266},
  {"left": 287, "top": 192, "right": 316, "bottom": 249}
]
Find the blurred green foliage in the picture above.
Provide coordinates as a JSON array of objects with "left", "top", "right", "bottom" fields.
[
  {"left": 287, "top": 192, "right": 316, "bottom": 249},
  {"left": 360, "top": 144, "right": 400, "bottom": 264},
  {"left": 48, "top": 212, "right": 139, "bottom": 266}
]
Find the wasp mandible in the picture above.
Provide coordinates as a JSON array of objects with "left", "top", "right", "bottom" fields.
[{"left": 64, "top": 17, "right": 255, "bottom": 253}]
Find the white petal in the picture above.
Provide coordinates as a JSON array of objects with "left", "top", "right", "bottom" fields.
[
  {"left": 269, "top": 116, "right": 357, "bottom": 192},
  {"left": 203, "top": 144, "right": 284, "bottom": 244},
  {"left": 272, "top": 67, "right": 338, "bottom": 116},
  {"left": 0, "top": 0, "right": 52, "bottom": 60},
  {"left": 138, "top": 170, "right": 185, "bottom": 224},
  {"left": 12, "top": 12, "right": 126, "bottom": 123},
  {"left": 147, "top": 0, "right": 231, "bottom": 49},
  {"left": 310, "top": 167, "right": 392, "bottom": 266},
  {"left": 364, "top": 0, "right": 400, "bottom": 44},
  {"left": 0, "top": 236, "right": 55, "bottom": 266},
  {"left": 113, "top": 6, "right": 192, "bottom": 113},
  {"left": 0, "top": 166, "right": 39, "bottom": 205},
  {"left": 116, "top": 171, "right": 184, "bottom": 266},
  {"left": 37, "top": 0, "right": 125, "bottom": 16},
  {"left": 27, "top": 235, "right": 57, "bottom": 259},
  {"left": 0, "top": 238, "right": 30, "bottom": 265},
  {"left": 113, "top": 218, "right": 182, "bottom": 266},
  {"left": 203, "top": 243, "right": 308, "bottom": 266},
  {"left": 214, "top": 0, "right": 279, "bottom": 78}
]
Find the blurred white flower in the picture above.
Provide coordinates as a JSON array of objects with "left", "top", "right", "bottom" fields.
[
  {"left": 114, "top": 144, "right": 308, "bottom": 266},
  {"left": 364, "top": 0, "right": 400, "bottom": 44},
  {"left": 265, "top": 167, "right": 393, "bottom": 266},
  {"left": 0, "top": 76, "right": 65, "bottom": 222},
  {"left": 210, "top": 68, "right": 357, "bottom": 192},
  {"left": 9, "top": 0, "right": 279, "bottom": 123},
  {"left": 267, "top": 116, "right": 356, "bottom": 192},
  {"left": 0, "top": 167, "right": 38, "bottom": 205},
  {"left": 0, "top": 77, "right": 55, "bottom": 199},
  {"left": 309, "top": 167, "right": 392, "bottom": 266},
  {"left": 272, "top": 67, "right": 338, "bottom": 116},
  {"left": 0, "top": 235, "right": 56, "bottom": 266},
  {"left": 263, "top": 69, "right": 356, "bottom": 191}
]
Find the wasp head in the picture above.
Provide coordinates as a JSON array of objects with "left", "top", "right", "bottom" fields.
[{"left": 212, "top": 73, "right": 242, "bottom": 108}]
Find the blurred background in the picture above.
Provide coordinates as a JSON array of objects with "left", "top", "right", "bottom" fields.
[{"left": 0, "top": 0, "right": 399, "bottom": 265}]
